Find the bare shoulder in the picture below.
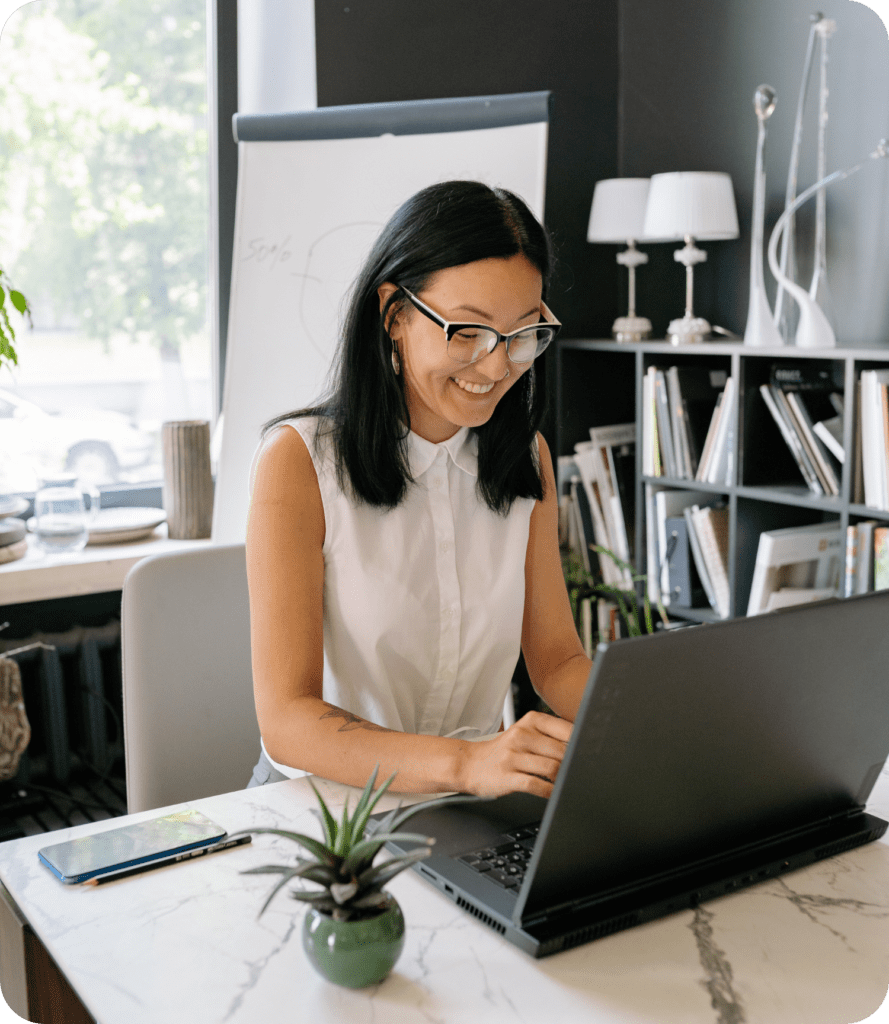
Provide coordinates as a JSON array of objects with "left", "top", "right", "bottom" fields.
[{"left": 249, "top": 423, "right": 325, "bottom": 542}]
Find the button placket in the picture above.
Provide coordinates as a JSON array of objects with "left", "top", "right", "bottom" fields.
[{"left": 419, "top": 451, "right": 461, "bottom": 733}]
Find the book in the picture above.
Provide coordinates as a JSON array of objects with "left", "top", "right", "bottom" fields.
[
  {"left": 689, "top": 504, "right": 730, "bottom": 618},
  {"left": 844, "top": 524, "right": 859, "bottom": 599},
  {"left": 764, "top": 587, "right": 836, "bottom": 611},
  {"left": 696, "top": 390, "right": 724, "bottom": 482},
  {"left": 666, "top": 367, "right": 690, "bottom": 479},
  {"left": 759, "top": 384, "right": 824, "bottom": 494},
  {"left": 813, "top": 415, "right": 844, "bottom": 463},
  {"left": 874, "top": 527, "right": 889, "bottom": 591},
  {"left": 654, "top": 369, "right": 678, "bottom": 479},
  {"left": 855, "top": 519, "right": 877, "bottom": 595},
  {"left": 705, "top": 376, "right": 736, "bottom": 486},
  {"left": 746, "top": 522, "right": 842, "bottom": 616},
  {"left": 663, "top": 515, "right": 704, "bottom": 607},
  {"left": 860, "top": 370, "right": 889, "bottom": 510},
  {"left": 769, "top": 361, "right": 838, "bottom": 392},
  {"left": 652, "top": 488, "right": 714, "bottom": 604},
  {"left": 683, "top": 505, "right": 719, "bottom": 615},
  {"left": 784, "top": 391, "right": 840, "bottom": 496}
]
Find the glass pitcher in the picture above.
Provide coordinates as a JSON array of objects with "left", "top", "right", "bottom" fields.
[{"left": 33, "top": 474, "right": 100, "bottom": 554}]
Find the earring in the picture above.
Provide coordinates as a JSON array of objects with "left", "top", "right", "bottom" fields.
[{"left": 391, "top": 340, "right": 401, "bottom": 375}]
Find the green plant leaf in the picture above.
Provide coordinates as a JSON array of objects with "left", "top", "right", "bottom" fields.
[
  {"left": 348, "top": 763, "right": 379, "bottom": 830},
  {"left": 308, "top": 780, "right": 337, "bottom": 848},
  {"left": 241, "top": 862, "right": 336, "bottom": 886},
  {"left": 9, "top": 291, "right": 27, "bottom": 315},
  {"left": 387, "top": 793, "right": 486, "bottom": 834},
  {"left": 349, "top": 767, "right": 398, "bottom": 843},
  {"left": 355, "top": 846, "right": 433, "bottom": 891},
  {"left": 350, "top": 890, "right": 389, "bottom": 910},
  {"left": 240, "top": 861, "right": 330, "bottom": 918},
  {"left": 334, "top": 796, "right": 351, "bottom": 857},
  {"left": 340, "top": 832, "right": 433, "bottom": 878},
  {"left": 229, "top": 827, "right": 338, "bottom": 867}
]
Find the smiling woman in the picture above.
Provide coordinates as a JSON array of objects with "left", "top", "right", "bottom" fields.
[{"left": 245, "top": 180, "right": 593, "bottom": 800}]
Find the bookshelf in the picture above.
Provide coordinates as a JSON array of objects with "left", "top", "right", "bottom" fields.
[{"left": 554, "top": 338, "right": 889, "bottom": 622}]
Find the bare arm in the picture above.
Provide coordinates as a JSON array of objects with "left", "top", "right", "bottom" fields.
[
  {"left": 247, "top": 424, "right": 572, "bottom": 797},
  {"left": 521, "top": 433, "right": 593, "bottom": 722}
]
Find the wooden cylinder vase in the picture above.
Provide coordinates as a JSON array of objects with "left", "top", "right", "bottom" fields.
[{"left": 162, "top": 420, "right": 214, "bottom": 540}]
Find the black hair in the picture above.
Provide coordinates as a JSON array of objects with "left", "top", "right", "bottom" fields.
[{"left": 264, "top": 180, "right": 553, "bottom": 515}]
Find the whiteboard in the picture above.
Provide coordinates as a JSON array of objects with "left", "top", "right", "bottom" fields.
[{"left": 213, "top": 93, "right": 550, "bottom": 543}]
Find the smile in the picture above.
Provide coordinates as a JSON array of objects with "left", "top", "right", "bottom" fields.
[{"left": 452, "top": 377, "right": 495, "bottom": 395}]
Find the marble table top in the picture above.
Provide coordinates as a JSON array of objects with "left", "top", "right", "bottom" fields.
[{"left": 0, "top": 769, "right": 888, "bottom": 1024}]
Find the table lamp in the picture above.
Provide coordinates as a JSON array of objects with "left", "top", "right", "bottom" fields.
[
  {"left": 642, "top": 171, "right": 739, "bottom": 345},
  {"left": 587, "top": 178, "right": 652, "bottom": 342}
]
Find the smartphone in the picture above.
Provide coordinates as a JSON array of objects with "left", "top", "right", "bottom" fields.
[{"left": 38, "top": 809, "right": 228, "bottom": 884}]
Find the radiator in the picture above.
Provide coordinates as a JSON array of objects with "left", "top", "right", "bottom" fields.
[{"left": 0, "top": 622, "right": 122, "bottom": 784}]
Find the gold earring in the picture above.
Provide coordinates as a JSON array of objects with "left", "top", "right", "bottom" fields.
[{"left": 391, "top": 340, "right": 401, "bottom": 375}]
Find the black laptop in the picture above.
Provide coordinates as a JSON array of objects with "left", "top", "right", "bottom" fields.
[{"left": 370, "top": 591, "right": 889, "bottom": 958}]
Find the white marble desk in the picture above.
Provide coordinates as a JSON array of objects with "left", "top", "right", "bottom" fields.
[{"left": 1, "top": 770, "right": 888, "bottom": 1024}]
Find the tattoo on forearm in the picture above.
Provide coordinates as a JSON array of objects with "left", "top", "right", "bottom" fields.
[{"left": 318, "top": 702, "right": 390, "bottom": 733}]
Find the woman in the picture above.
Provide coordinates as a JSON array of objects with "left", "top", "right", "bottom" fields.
[{"left": 246, "top": 180, "right": 592, "bottom": 797}]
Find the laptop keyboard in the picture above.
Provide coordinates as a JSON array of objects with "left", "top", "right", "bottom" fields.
[{"left": 456, "top": 823, "right": 540, "bottom": 890}]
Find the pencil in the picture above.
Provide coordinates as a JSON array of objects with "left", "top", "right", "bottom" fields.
[{"left": 84, "top": 834, "right": 252, "bottom": 886}]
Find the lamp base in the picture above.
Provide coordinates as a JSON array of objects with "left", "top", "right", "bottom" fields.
[
  {"left": 612, "top": 316, "right": 652, "bottom": 343},
  {"left": 667, "top": 314, "right": 711, "bottom": 346}
]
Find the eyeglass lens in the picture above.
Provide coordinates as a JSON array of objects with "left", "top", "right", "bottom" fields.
[{"left": 448, "top": 326, "right": 554, "bottom": 364}]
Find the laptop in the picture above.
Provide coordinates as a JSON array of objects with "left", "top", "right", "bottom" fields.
[{"left": 369, "top": 591, "right": 889, "bottom": 958}]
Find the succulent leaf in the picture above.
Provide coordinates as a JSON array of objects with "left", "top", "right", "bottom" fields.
[
  {"left": 350, "top": 770, "right": 398, "bottom": 841},
  {"left": 356, "top": 847, "right": 433, "bottom": 891},
  {"left": 341, "top": 832, "right": 433, "bottom": 878},
  {"left": 350, "top": 890, "right": 390, "bottom": 910},
  {"left": 335, "top": 796, "right": 351, "bottom": 857},
  {"left": 229, "top": 827, "right": 337, "bottom": 866},
  {"left": 308, "top": 781, "right": 338, "bottom": 847}
]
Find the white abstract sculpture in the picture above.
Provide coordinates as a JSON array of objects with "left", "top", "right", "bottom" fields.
[
  {"left": 774, "top": 12, "right": 823, "bottom": 341},
  {"left": 768, "top": 140, "right": 889, "bottom": 348},
  {"left": 744, "top": 85, "right": 784, "bottom": 347}
]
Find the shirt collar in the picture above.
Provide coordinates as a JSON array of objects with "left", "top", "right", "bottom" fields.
[{"left": 407, "top": 425, "right": 478, "bottom": 479}]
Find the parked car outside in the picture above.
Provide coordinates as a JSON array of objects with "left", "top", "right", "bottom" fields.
[{"left": 0, "top": 388, "right": 156, "bottom": 491}]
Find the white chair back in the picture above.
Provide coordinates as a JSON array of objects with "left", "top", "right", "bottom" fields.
[{"left": 121, "top": 544, "right": 259, "bottom": 812}]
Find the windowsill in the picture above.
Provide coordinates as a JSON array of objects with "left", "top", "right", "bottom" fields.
[{"left": 0, "top": 525, "right": 213, "bottom": 606}]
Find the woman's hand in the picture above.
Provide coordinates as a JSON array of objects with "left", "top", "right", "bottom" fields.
[{"left": 457, "top": 711, "right": 573, "bottom": 799}]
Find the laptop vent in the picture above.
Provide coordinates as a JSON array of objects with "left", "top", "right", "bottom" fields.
[
  {"left": 548, "top": 912, "right": 641, "bottom": 955},
  {"left": 815, "top": 828, "right": 882, "bottom": 861},
  {"left": 456, "top": 896, "right": 506, "bottom": 935}
]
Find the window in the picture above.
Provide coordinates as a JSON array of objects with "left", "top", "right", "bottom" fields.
[{"left": 0, "top": 0, "right": 210, "bottom": 493}]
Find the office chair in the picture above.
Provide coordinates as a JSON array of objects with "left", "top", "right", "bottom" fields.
[{"left": 121, "top": 543, "right": 260, "bottom": 813}]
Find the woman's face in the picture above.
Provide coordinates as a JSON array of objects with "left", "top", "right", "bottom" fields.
[{"left": 378, "top": 254, "right": 543, "bottom": 443}]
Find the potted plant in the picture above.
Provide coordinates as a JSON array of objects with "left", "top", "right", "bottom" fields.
[{"left": 238, "top": 766, "right": 469, "bottom": 989}]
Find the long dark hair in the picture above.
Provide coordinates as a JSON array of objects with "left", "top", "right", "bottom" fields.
[{"left": 265, "top": 180, "right": 553, "bottom": 514}]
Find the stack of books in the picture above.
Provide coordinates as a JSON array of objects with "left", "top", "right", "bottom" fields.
[
  {"left": 759, "top": 363, "right": 843, "bottom": 496},
  {"left": 857, "top": 369, "right": 889, "bottom": 510},
  {"left": 559, "top": 423, "right": 635, "bottom": 591},
  {"left": 843, "top": 521, "right": 889, "bottom": 596},
  {"left": 643, "top": 486, "right": 730, "bottom": 618},
  {"left": 642, "top": 365, "right": 735, "bottom": 486}
]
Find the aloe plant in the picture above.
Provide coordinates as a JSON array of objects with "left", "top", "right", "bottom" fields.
[{"left": 238, "top": 766, "right": 472, "bottom": 923}]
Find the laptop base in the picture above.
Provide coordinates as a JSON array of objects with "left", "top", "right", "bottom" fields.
[{"left": 401, "top": 810, "right": 887, "bottom": 958}]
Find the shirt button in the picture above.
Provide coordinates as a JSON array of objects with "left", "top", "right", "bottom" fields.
[{"left": 439, "top": 540, "right": 451, "bottom": 554}]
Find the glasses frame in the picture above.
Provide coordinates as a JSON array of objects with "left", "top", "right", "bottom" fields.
[{"left": 397, "top": 285, "right": 561, "bottom": 364}]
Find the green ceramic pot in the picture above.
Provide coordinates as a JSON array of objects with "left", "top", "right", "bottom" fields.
[{"left": 301, "top": 893, "right": 405, "bottom": 988}]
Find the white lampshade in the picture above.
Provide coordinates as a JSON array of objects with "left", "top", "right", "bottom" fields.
[
  {"left": 587, "top": 178, "right": 651, "bottom": 242},
  {"left": 642, "top": 171, "right": 739, "bottom": 241}
]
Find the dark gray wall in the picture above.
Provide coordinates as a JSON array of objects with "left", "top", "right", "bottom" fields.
[
  {"left": 619, "top": 0, "right": 889, "bottom": 344},
  {"left": 313, "top": 0, "right": 621, "bottom": 342}
]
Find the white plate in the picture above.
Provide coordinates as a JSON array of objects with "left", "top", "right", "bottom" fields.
[
  {"left": 87, "top": 507, "right": 168, "bottom": 545},
  {"left": 0, "top": 496, "right": 29, "bottom": 520}
]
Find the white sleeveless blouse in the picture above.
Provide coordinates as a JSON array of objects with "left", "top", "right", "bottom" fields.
[{"left": 248, "top": 416, "right": 536, "bottom": 778}]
